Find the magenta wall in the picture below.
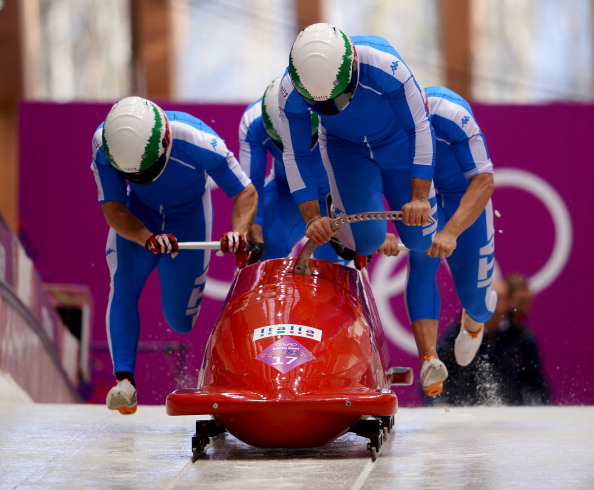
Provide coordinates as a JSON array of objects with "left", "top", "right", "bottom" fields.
[{"left": 19, "top": 101, "right": 594, "bottom": 407}]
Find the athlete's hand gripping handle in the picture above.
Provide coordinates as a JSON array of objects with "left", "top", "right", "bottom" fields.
[
  {"left": 145, "top": 233, "right": 179, "bottom": 258},
  {"left": 220, "top": 232, "right": 247, "bottom": 254}
]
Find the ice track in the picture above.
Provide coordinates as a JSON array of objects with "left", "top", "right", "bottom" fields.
[{"left": 1, "top": 404, "right": 593, "bottom": 489}]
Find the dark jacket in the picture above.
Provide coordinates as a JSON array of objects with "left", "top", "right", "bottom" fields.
[{"left": 425, "top": 313, "right": 552, "bottom": 406}]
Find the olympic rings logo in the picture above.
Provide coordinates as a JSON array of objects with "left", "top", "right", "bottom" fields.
[{"left": 204, "top": 169, "right": 573, "bottom": 355}]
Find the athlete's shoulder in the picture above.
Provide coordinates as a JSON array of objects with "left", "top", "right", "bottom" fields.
[
  {"left": 352, "top": 35, "right": 410, "bottom": 86},
  {"left": 427, "top": 86, "right": 481, "bottom": 139},
  {"left": 241, "top": 99, "right": 263, "bottom": 126},
  {"left": 167, "top": 110, "right": 220, "bottom": 139},
  {"left": 240, "top": 99, "right": 265, "bottom": 141},
  {"left": 352, "top": 35, "right": 393, "bottom": 49},
  {"left": 244, "top": 98, "right": 262, "bottom": 114},
  {"left": 167, "top": 110, "right": 206, "bottom": 129},
  {"left": 426, "top": 86, "right": 473, "bottom": 114},
  {"left": 352, "top": 35, "right": 400, "bottom": 58}
]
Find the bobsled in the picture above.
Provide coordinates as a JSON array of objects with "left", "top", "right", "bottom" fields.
[{"left": 167, "top": 212, "right": 414, "bottom": 459}]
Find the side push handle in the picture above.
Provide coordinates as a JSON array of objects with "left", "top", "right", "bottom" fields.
[
  {"left": 178, "top": 241, "right": 222, "bottom": 251},
  {"left": 293, "top": 211, "right": 417, "bottom": 275},
  {"left": 177, "top": 241, "right": 247, "bottom": 269}
]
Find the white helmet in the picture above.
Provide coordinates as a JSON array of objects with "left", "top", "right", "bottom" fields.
[
  {"left": 261, "top": 78, "right": 283, "bottom": 144},
  {"left": 261, "top": 77, "right": 319, "bottom": 146},
  {"left": 102, "top": 96, "right": 171, "bottom": 185},
  {"left": 289, "top": 23, "right": 358, "bottom": 116}
]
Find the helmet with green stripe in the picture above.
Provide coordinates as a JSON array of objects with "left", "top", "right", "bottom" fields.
[
  {"left": 102, "top": 96, "right": 171, "bottom": 185},
  {"left": 289, "top": 23, "right": 358, "bottom": 116},
  {"left": 262, "top": 77, "right": 319, "bottom": 148}
]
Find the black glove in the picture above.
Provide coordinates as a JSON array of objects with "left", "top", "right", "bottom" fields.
[{"left": 247, "top": 242, "right": 266, "bottom": 264}]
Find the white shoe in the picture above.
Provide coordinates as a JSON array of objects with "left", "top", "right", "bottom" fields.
[
  {"left": 454, "top": 313, "right": 484, "bottom": 367},
  {"left": 106, "top": 379, "right": 137, "bottom": 415},
  {"left": 420, "top": 357, "right": 448, "bottom": 397}
]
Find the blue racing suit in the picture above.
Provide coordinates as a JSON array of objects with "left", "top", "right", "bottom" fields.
[
  {"left": 406, "top": 86, "right": 497, "bottom": 323},
  {"left": 238, "top": 98, "right": 343, "bottom": 261},
  {"left": 91, "top": 111, "right": 252, "bottom": 375},
  {"left": 278, "top": 35, "right": 437, "bottom": 256}
]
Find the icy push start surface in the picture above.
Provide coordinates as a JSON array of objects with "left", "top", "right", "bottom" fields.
[{"left": 1, "top": 405, "right": 593, "bottom": 489}]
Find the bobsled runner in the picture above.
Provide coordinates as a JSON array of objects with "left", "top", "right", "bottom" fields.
[{"left": 167, "top": 212, "right": 414, "bottom": 460}]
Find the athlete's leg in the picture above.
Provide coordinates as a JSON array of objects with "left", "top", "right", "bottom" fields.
[
  {"left": 157, "top": 191, "right": 212, "bottom": 333},
  {"left": 262, "top": 179, "right": 303, "bottom": 259},
  {"left": 106, "top": 225, "right": 158, "bottom": 375},
  {"left": 436, "top": 194, "right": 496, "bottom": 366},
  {"left": 381, "top": 167, "right": 438, "bottom": 253},
  {"left": 405, "top": 201, "right": 446, "bottom": 395},
  {"left": 319, "top": 134, "right": 387, "bottom": 255},
  {"left": 446, "top": 196, "right": 497, "bottom": 324},
  {"left": 408, "top": 252, "right": 447, "bottom": 396}
]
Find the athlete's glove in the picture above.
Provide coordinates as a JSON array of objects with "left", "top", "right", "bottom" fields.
[
  {"left": 220, "top": 232, "right": 247, "bottom": 254},
  {"left": 246, "top": 241, "right": 266, "bottom": 264},
  {"left": 145, "top": 233, "right": 179, "bottom": 258}
]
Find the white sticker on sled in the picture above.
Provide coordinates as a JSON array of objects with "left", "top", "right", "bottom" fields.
[{"left": 253, "top": 324, "right": 322, "bottom": 342}]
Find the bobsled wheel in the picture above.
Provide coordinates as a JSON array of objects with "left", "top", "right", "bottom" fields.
[
  {"left": 191, "top": 419, "right": 226, "bottom": 458},
  {"left": 367, "top": 430, "right": 383, "bottom": 461},
  {"left": 191, "top": 436, "right": 210, "bottom": 459},
  {"left": 367, "top": 435, "right": 382, "bottom": 461},
  {"left": 379, "top": 415, "right": 395, "bottom": 433}
]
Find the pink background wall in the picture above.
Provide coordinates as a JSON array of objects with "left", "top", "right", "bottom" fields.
[{"left": 19, "top": 101, "right": 593, "bottom": 407}]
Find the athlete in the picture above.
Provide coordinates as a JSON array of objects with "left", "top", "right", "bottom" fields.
[
  {"left": 278, "top": 23, "right": 438, "bottom": 392},
  {"left": 238, "top": 77, "right": 345, "bottom": 262},
  {"left": 378, "top": 86, "right": 497, "bottom": 396},
  {"left": 278, "top": 23, "right": 437, "bottom": 261},
  {"left": 91, "top": 96, "right": 257, "bottom": 414}
]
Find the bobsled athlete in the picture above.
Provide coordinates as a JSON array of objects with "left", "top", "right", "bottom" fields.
[
  {"left": 278, "top": 23, "right": 437, "bottom": 259},
  {"left": 278, "top": 23, "right": 438, "bottom": 393},
  {"left": 378, "top": 86, "right": 497, "bottom": 396},
  {"left": 91, "top": 96, "right": 257, "bottom": 414},
  {"left": 238, "top": 77, "right": 345, "bottom": 263}
]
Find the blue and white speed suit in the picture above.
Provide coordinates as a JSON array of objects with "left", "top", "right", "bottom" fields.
[
  {"left": 406, "top": 86, "right": 497, "bottom": 323},
  {"left": 239, "top": 98, "right": 342, "bottom": 261},
  {"left": 91, "top": 111, "right": 252, "bottom": 375},
  {"left": 279, "top": 36, "right": 437, "bottom": 256}
]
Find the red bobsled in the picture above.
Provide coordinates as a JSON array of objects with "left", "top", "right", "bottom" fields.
[{"left": 167, "top": 234, "right": 413, "bottom": 459}]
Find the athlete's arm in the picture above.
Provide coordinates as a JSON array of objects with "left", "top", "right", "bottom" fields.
[
  {"left": 402, "top": 177, "right": 433, "bottom": 226},
  {"left": 425, "top": 88, "right": 494, "bottom": 257},
  {"left": 426, "top": 173, "right": 494, "bottom": 258},
  {"left": 298, "top": 199, "right": 335, "bottom": 245},
  {"left": 230, "top": 183, "right": 258, "bottom": 235},
  {"left": 101, "top": 200, "right": 153, "bottom": 246},
  {"left": 384, "top": 75, "right": 434, "bottom": 225},
  {"left": 238, "top": 107, "right": 268, "bottom": 227},
  {"left": 278, "top": 75, "right": 319, "bottom": 206}
]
